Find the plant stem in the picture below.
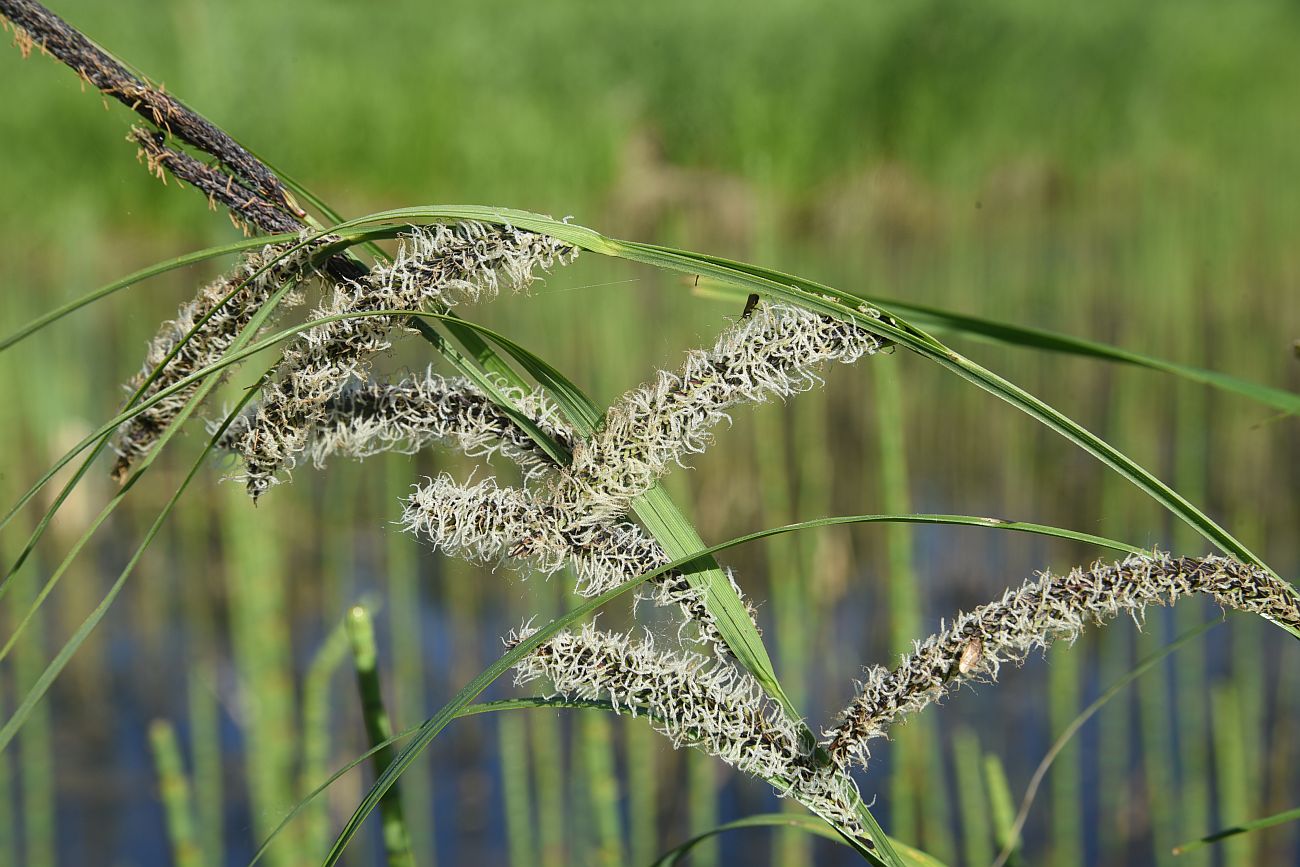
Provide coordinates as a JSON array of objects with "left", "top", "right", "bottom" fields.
[
  {"left": 148, "top": 719, "right": 205, "bottom": 867},
  {"left": 347, "top": 606, "right": 416, "bottom": 867}
]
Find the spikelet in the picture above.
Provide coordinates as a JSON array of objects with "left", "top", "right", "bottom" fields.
[
  {"left": 225, "top": 222, "right": 576, "bottom": 498},
  {"left": 552, "top": 301, "right": 885, "bottom": 527},
  {"left": 110, "top": 239, "right": 319, "bottom": 482},
  {"left": 221, "top": 368, "right": 574, "bottom": 481},
  {"left": 511, "top": 623, "right": 872, "bottom": 845},
  {"left": 401, "top": 474, "right": 758, "bottom": 650},
  {"left": 823, "top": 552, "right": 1300, "bottom": 770}
]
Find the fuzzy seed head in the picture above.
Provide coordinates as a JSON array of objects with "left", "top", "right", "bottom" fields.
[
  {"left": 400, "top": 474, "right": 568, "bottom": 570},
  {"left": 401, "top": 473, "right": 758, "bottom": 651}
]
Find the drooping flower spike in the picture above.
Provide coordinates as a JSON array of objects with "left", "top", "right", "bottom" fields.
[
  {"left": 552, "top": 301, "right": 887, "bottom": 527},
  {"left": 511, "top": 622, "right": 873, "bottom": 846},
  {"left": 222, "top": 368, "right": 575, "bottom": 482},
  {"left": 111, "top": 239, "right": 320, "bottom": 482},
  {"left": 225, "top": 222, "right": 577, "bottom": 498},
  {"left": 401, "top": 474, "right": 757, "bottom": 650},
  {"left": 823, "top": 552, "right": 1300, "bottom": 770}
]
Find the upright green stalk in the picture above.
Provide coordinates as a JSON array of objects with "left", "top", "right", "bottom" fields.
[
  {"left": 687, "top": 751, "right": 719, "bottom": 867},
  {"left": 14, "top": 565, "right": 54, "bottom": 867},
  {"left": 530, "top": 581, "right": 567, "bottom": 867},
  {"left": 347, "top": 605, "right": 415, "bottom": 867},
  {"left": 1046, "top": 639, "right": 1083, "bottom": 867},
  {"left": 0, "top": 541, "right": 16, "bottom": 867},
  {"left": 626, "top": 723, "right": 659, "bottom": 866},
  {"left": 222, "top": 485, "right": 298, "bottom": 867},
  {"left": 177, "top": 485, "right": 225, "bottom": 867},
  {"left": 984, "top": 753, "right": 1021, "bottom": 867},
  {"left": 951, "top": 727, "right": 992, "bottom": 867},
  {"left": 386, "top": 457, "right": 436, "bottom": 864},
  {"left": 1211, "top": 684, "right": 1253, "bottom": 865},
  {"left": 873, "top": 358, "right": 955, "bottom": 862},
  {"left": 753, "top": 403, "right": 810, "bottom": 867},
  {"left": 300, "top": 616, "right": 351, "bottom": 858},
  {"left": 1135, "top": 592, "right": 1178, "bottom": 861},
  {"left": 530, "top": 712, "right": 567, "bottom": 867},
  {"left": 499, "top": 712, "right": 535, "bottom": 867},
  {"left": 1228, "top": 550, "right": 1269, "bottom": 854},
  {"left": 148, "top": 719, "right": 205, "bottom": 867},
  {"left": 578, "top": 712, "right": 624, "bottom": 867}
]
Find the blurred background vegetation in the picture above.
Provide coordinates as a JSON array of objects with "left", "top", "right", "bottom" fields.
[{"left": 1, "top": 0, "right": 1298, "bottom": 864}]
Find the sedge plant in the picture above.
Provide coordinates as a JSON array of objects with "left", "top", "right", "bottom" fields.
[{"left": 1, "top": 2, "right": 1298, "bottom": 865}]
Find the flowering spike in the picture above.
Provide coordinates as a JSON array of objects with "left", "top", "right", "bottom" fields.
[
  {"left": 224, "top": 222, "right": 576, "bottom": 498},
  {"left": 110, "top": 240, "right": 319, "bottom": 482},
  {"left": 221, "top": 368, "right": 573, "bottom": 481},
  {"left": 823, "top": 552, "right": 1300, "bottom": 770},
  {"left": 511, "top": 623, "right": 871, "bottom": 843},
  {"left": 401, "top": 474, "right": 758, "bottom": 650},
  {"left": 552, "top": 301, "right": 885, "bottom": 526}
]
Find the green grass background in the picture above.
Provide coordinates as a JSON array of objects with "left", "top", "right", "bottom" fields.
[{"left": 0, "top": 0, "right": 1298, "bottom": 864}]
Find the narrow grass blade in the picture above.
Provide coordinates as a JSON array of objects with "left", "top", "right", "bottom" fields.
[
  {"left": 648, "top": 813, "right": 947, "bottom": 867},
  {"left": 0, "top": 234, "right": 294, "bottom": 353},
  {"left": 690, "top": 274, "right": 1300, "bottom": 416},
  {"left": 992, "top": 619, "right": 1220, "bottom": 867},
  {"left": 983, "top": 753, "right": 1021, "bottom": 867},
  {"left": 650, "top": 814, "right": 846, "bottom": 866},
  {"left": 1173, "top": 805, "right": 1300, "bottom": 855},
  {"left": 326, "top": 209, "right": 1290, "bottom": 601},
  {"left": 0, "top": 265, "right": 307, "bottom": 664},
  {"left": 421, "top": 301, "right": 805, "bottom": 729},
  {"left": 325, "top": 208, "right": 1300, "bottom": 418},
  {"left": 0, "top": 386, "right": 262, "bottom": 751},
  {"left": 317, "top": 508, "right": 1137, "bottom": 866},
  {"left": 0, "top": 253, "right": 308, "bottom": 746},
  {"left": 611, "top": 240, "right": 1282, "bottom": 580}
]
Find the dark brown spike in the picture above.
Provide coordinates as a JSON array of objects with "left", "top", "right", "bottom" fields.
[{"left": 0, "top": 0, "right": 296, "bottom": 213}]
